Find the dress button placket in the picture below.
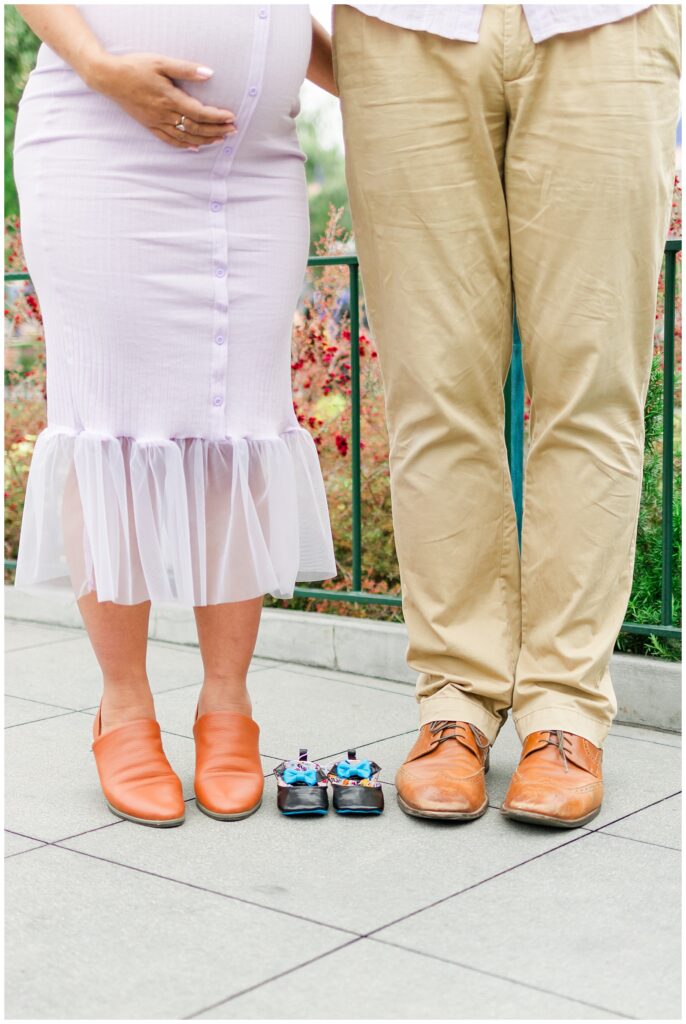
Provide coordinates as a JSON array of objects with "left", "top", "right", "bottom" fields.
[{"left": 207, "top": 5, "right": 270, "bottom": 437}]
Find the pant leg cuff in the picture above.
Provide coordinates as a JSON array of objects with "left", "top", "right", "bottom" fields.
[
  {"left": 513, "top": 707, "right": 611, "bottom": 748},
  {"left": 418, "top": 692, "right": 502, "bottom": 745}
]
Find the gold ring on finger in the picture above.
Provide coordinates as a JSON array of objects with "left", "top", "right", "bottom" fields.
[{"left": 175, "top": 114, "right": 187, "bottom": 132}]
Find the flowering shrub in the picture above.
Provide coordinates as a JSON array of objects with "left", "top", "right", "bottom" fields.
[
  {"left": 4, "top": 184, "right": 683, "bottom": 653},
  {"left": 283, "top": 206, "right": 401, "bottom": 616},
  {"left": 618, "top": 175, "right": 682, "bottom": 658},
  {"left": 5, "top": 215, "right": 46, "bottom": 567}
]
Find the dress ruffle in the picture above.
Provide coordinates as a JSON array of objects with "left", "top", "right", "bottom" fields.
[{"left": 14, "top": 426, "right": 337, "bottom": 605}]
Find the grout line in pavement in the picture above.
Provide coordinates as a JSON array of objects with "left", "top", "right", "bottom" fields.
[
  {"left": 51, "top": 842, "right": 362, "bottom": 938},
  {"left": 4, "top": 693, "right": 84, "bottom": 713},
  {"left": 283, "top": 657, "right": 411, "bottom": 684},
  {"left": 361, "top": 792, "right": 684, "bottom": 943},
  {"left": 4, "top": 682, "right": 201, "bottom": 716},
  {"left": 311, "top": 677, "right": 415, "bottom": 699},
  {"left": 5, "top": 615, "right": 83, "bottom": 630},
  {"left": 4, "top": 817, "right": 128, "bottom": 848},
  {"left": 74, "top": 709, "right": 196, "bottom": 745},
  {"left": 5, "top": 843, "right": 50, "bottom": 860},
  {"left": 260, "top": 729, "right": 419, "bottom": 768},
  {"left": 4, "top": 827, "right": 47, "bottom": 840},
  {"left": 5, "top": 634, "right": 91, "bottom": 654},
  {"left": 362, "top": 830, "right": 595, "bottom": 939},
  {"left": 367, "top": 937, "right": 635, "bottom": 1020},
  {"left": 592, "top": 829, "right": 680, "bottom": 853},
  {"left": 146, "top": 644, "right": 272, "bottom": 665},
  {"left": 5, "top": 710, "right": 79, "bottom": 730},
  {"left": 5, "top": 621, "right": 270, "bottom": 672},
  {"left": 593, "top": 827, "right": 679, "bottom": 851},
  {"left": 585, "top": 790, "right": 682, "bottom": 835},
  {"left": 78, "top": 683, "right": 204, "bottom": 712},
  {"left": 607, "top": 731, "right": 681, "bottom": 750},
  {"left": 5, "top": 669, "right": 271, "bottom": 726},
  {"left": 141, "top": 680, "right": 203, "bottom": 696},
  {"left": 49, "top": 817, "right": 128, "bottom": 844},
  {"left": 6, "top": 664, "right": 273, "bottom": 723},
  {"left": 182, "top": 937, "right": 364, "bottom": 1019},
  {"left": 146, "top": 640, "right": 203, "bottom": 655},
  {"left": 310, "top": 729, "right": 418, "bottom": 764},
  {"left": 257, "top": 660, "right": 416, "bottom": 699}
]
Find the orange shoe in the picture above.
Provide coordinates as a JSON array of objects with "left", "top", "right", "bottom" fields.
[
  {"left": 91, "top": 707, "right": 185, "bottom": 827},
  {"left": 395, "top": 721, "right": 490, "bottom": 820},
  {"left": 502, "top": 730, "right": 603, "bottom": 827},
  {"left": 193, "top": 709, "right": 263, "bottom": 821}
]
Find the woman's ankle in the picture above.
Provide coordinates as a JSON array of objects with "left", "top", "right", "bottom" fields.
[
  {"left": 100, "top": 680, "right": 155, "bottom": 731},
  {"left": 197, "top": 679, "right": 252, "bottom": 719}
]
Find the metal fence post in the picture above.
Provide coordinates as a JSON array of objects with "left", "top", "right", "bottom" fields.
[
  {"left": 661, "top": 243, "right": 678, "bottom": 627},
  {"left": 349, "top": 261, "right": 362, "bottom": 592},
  {"left": 505, "top": 312, "right": 525, "bottom": 539}
]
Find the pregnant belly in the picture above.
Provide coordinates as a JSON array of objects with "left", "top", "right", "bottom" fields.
[
  {"left": 76, "top": 4, "right": 257, "bottom": 112},
  {"left": 21, "top": 5, "right": 311, "bottom": 136}
]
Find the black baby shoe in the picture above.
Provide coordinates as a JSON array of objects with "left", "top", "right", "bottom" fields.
[
  {"left": 328, "top": 749, "right": 384, "bottom": 815},
  {"left": 274, "top": 749, "right": 329, "bottom": 816}
]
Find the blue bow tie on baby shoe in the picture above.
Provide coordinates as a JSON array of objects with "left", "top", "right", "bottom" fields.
[
  {"left": 275, "top": 751, "right": 329, "bottom": 815},
  {"left": 282, "top": 766, "right": 319, "bottom": 786},
  {"left": 336, "top": 759, "right": 373, "bottom": 780},
  {"left": 328, "top": 753, "right": 384, "bottom": 814}
]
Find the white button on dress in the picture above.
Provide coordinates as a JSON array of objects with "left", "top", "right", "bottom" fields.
[{"left": 12, "top": 4, "right": 337, "bottom": 606}]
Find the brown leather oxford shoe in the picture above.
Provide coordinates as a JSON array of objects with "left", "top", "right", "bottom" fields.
[
  {"left": 502, "top": 730, "right": 603, "bottom": 828},
  {"left": 395, "top": 720, "right": 490, "bottom": 820}
]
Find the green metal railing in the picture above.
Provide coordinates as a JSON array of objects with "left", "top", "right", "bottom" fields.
[{"left": 4, "top": 242, "right": 682, "bottom": 640}]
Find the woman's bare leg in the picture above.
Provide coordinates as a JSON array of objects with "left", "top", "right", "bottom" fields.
[
  {"left": 193, "top": 598, "right": 263, "bottom": 717},
  {"left": 63, "top": 464, "right": 155, "bottom": 733},
  {"left": 78, "top": 594, "right": 155, "bottom": 731}
]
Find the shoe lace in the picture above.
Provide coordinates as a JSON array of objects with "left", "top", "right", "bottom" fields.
[
  {"left": 429, "top": 720, "right": 490, "bottom": 753},
  {"left": 543, "top": 729, "right": 573, "bottom": 773}
]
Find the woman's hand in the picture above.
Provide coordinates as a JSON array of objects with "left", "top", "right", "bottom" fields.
[
  {"left": 86, "top": 52, "right": 236, "bottom": 150},
  {"left": 15, "top": 5, "right": 236, "bottom": 150}
]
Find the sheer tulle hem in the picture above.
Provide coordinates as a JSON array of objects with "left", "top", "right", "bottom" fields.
[{"left": 14, "top": 426, "right": 337, "bottom": 606}]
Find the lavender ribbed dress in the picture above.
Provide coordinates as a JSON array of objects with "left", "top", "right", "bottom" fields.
[{"left": 13, "top": 4, "right": 337, "bottom": 605}]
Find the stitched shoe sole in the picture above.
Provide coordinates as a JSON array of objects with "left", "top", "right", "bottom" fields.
[
  {"left": 397, "top": 794, "right": 488, "bottom": 821},
  {"left": 336, "top": 808, "right": 383, "bottom": 815},
  {"left": 195, "top": 797, "right": 262, "bottom": 821},
  {"left": 282, "top": 808, "right": 329, "bottom": 816},
  {"left": 106, "top": 801, "right": 185, "bottom": 828},
  {"left": 501, "top": 805, "right": 601, "bottom": 828}
]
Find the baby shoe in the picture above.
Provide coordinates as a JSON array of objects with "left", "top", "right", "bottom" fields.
[
  {"left": 328, "top": 749, "right": 384, "bottom": 815},
  {"left": 274, "top": 749, "right": 329, "bottom": 816}
]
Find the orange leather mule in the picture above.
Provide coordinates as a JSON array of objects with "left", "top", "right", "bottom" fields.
[
  {"left": 91, "top": 706, "right": 185, "bottom": 827},
  {"left": 193, "top": 709, "right": 264, "bottom": 820}
]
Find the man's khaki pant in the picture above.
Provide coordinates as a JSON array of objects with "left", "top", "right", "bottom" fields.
[{"left": 333, "top": 4, "right": 681, "bottom": 747}]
